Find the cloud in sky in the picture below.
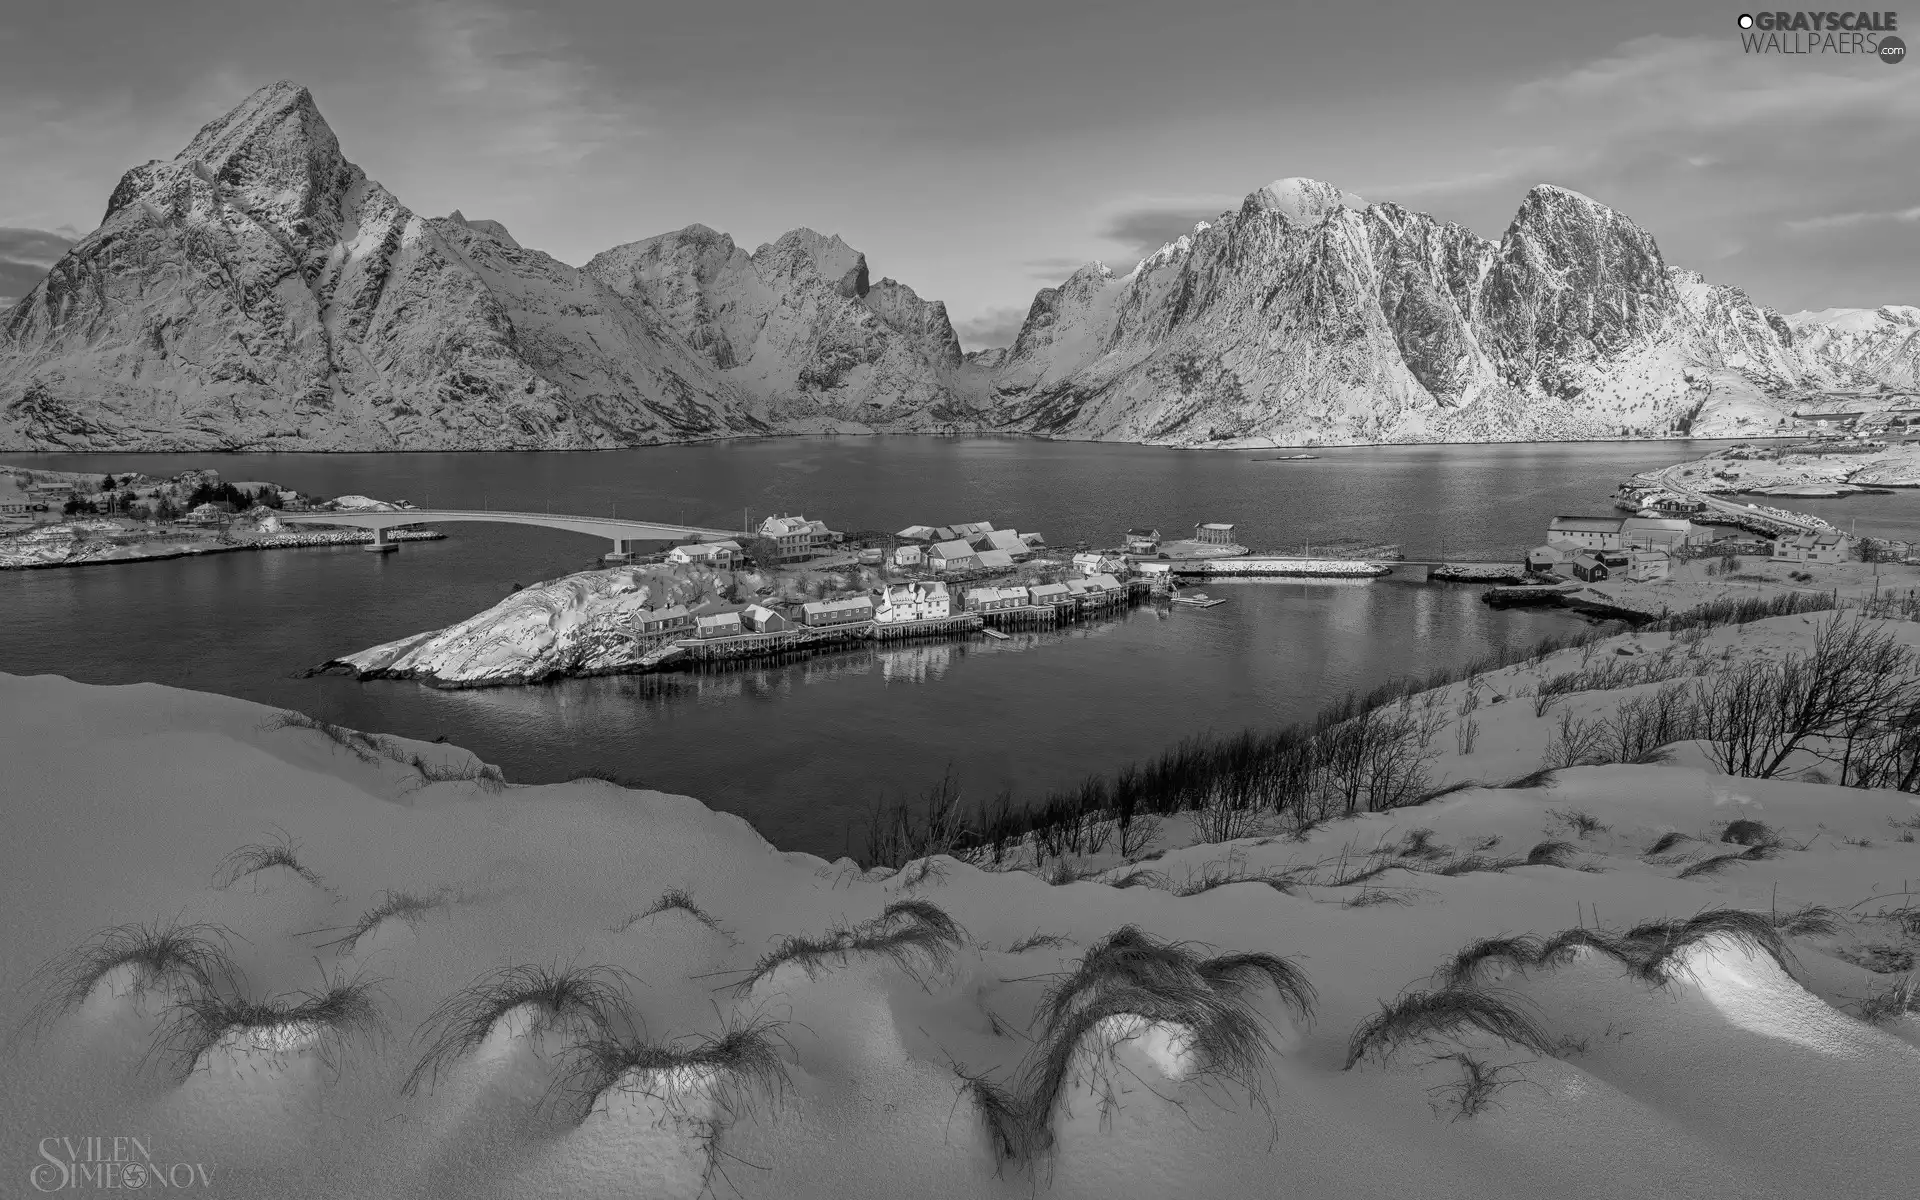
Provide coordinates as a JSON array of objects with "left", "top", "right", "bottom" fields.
[
  {"left": 1092, "top": 195, "right": 1239, "bottom": 268},
  {"left": 953, "top": 305, "right": 1032, "bottom": 351},
  {"left": 0, "top": 226, "right": 76, "bottom": 305}
]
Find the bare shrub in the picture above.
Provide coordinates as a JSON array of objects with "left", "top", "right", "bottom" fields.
[
  {"left": 1542, "top": 711, "right": 1608, "bottom": 771},
  {"left": 1454, "top": 714, "right": 1480, "bottom": 756}
]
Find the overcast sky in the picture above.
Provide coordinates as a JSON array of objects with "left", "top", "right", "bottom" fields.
[{"left": 3, "top": 0, "right": 1916, "bottom": 345}]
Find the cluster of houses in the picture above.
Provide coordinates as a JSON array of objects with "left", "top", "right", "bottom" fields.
[
  {"left": 625, "top": 570, "right": 1133, "bottom": 645},
  {"left": 892, "top": 520, "right": 1045, "bottom": 573},
  {"left": 1528, "top": 515, "right": 1854, "bottom": 583}
]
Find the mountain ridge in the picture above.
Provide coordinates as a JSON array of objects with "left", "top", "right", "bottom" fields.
[{"left": 2, "top": 83, "right": 1912, "bottom": 452}]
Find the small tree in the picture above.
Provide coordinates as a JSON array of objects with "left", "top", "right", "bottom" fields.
[{"left": 740, "top": 536, "right": 782, "bottom": 572}]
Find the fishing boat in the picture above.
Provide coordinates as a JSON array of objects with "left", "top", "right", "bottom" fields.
[{"left": 1171, "top": 591, "right": 1227, "bottom": 608}]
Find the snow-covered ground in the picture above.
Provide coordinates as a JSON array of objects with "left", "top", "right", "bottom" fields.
[{"left": 6, "top": 608, "right": 1920, "bottom": 1198}]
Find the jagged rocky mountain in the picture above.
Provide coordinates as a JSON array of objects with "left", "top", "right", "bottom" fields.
[{"left": 2, "top": 82, "right": 1914, "bottom": 451}]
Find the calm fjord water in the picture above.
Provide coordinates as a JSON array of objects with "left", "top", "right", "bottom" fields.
[{"left": 2, "top": 437, "right": 1791, "bottom": 855}]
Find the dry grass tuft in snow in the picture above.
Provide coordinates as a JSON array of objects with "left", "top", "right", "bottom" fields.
[
  {"left": 947, "top": 1062, "right": 1030, "bottom": 1168},
  {"left": 1344, "top": 986, "right": 1555, "bottom": 1070},
  {"left": 151, "top": 964, "right": 387, "bottom": 1078},
  {"left": 1426, "top": 1052, "right": 1539, "bottom": 1121},
  {"left": 317, "top": 887, "right": 456, "bottom": 954},
  {"left": 211, "top": 829, "right": 323, "bottom": 890},
  {"left": 1019, "top": 925, "right": 1311, "bottom": 1158},
  {"left": 546, "top": 1012, "right": 793, "bottom": 1193},
  {"left": 632, "top": 888, "right": 731, "bottom": 938},
  {"left": 1852, "top": 974, "right": 1920, "bottom": 1024},
  {"left": 402, "top": 963, "right": 637, "bottom": 1096},
  {"left": 733, "top": 899, "right": 965, "bottom": 994},
  {"left": 20, "top": 919, "right": 239, "bottom": 1037}
]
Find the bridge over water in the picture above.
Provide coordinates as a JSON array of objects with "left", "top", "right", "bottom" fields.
[{"left": 276, "top": 508, "right": 742, "bottom": 554}]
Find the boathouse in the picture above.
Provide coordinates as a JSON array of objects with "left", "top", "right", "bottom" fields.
[
  {"left": 965, "top": 585, "right": 1028, "bottom": 613},
  {"left": 741, "top": 604, "right": 793, "bottom": 634},
  {"left": 1027, "top": 582, "right": 1071, "bottom": 606},
  {"left": 635, "top": 604, "right": 696, "bottom": 636}
]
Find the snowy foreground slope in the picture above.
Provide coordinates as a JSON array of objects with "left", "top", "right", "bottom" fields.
[
  {"left": 4, "top": 614, "right": 1920, "bottom": 1198},
  {"left": 5, "top": 81, "right": 1918, "bottom": 451}
]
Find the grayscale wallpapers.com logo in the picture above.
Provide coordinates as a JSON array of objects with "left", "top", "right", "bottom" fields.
[
  {"left": 1736, "top": 11, "right": 1906, "bottom": 61},
  {"left": 30, "top": 1136, "right": 215, "bottom": 1192}
]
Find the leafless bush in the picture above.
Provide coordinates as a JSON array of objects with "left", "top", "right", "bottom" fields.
[
  {"left": 1454, "top": 715, "right": 1480, "bottom": 756},
  {"left": 1542, "top": 711, "right": 1608, "bottom": 771}
]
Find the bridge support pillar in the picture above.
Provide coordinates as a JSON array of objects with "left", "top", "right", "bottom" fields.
[
  {"left": 604, "top": 537, "right": 638, "bottom": 561},
  {"left": 363, "top": 526, "right": 397, "bottom": 553}
]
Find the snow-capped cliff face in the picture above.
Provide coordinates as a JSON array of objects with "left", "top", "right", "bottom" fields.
[
  {"left": 981, "top": 178, "right": 1902, "bottom": 447},
  {"left": 584, "top": 226, "right": 975, "bottom": 430}
]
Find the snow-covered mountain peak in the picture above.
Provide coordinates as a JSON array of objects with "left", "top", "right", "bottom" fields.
[
  {"left": 1245, "top": 177, "right": 1366, "bottom": 225},
  {"left": 446, "top": 211, "right": 521, "bottom": 249}
]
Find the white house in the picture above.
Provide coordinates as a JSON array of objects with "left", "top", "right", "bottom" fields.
[
  {"left": 1125, "top": 527, "right": 1161, "bottom": 553},
  {"left": 892, "top": 544, "right": 925, "bottom": 568},
  {"left": 1771, "top": 531, "right": 1851, "bottom": 564},
  {"left": 666, "top": 539, "right": 742, "bottom": 568},
  {"left": 927, "top": 539, "right": 979, "bottom": 572},
  {"left": 1527, "top": 544, "right": 1577, "bottom": 574},
  {"left": 1546, "top": 516, "right": 1625, "bottom": 550},
  {"left": 875, "top": 581, "right": 951, "bottom": 624}
]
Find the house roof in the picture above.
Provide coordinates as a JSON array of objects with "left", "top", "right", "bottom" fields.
[
  {"left": 1630, "top": 549, "right": 1670, "bottom": 562},
  {"left": 974, "top": 549, "right": 1016, "bottom": 569},
  {"left": 1126, "top": 527, "right": 1159, "bottom": 538},
  {"left": 979, "top": 529, "right": 1024, "bottom": 551},
  {"left": 641, "top": 604, "right": 690, "bottom": 622},
  {"left": 895, "top": 525, "right": 938, "bottom": 540},
  {"left": 916, "top": 581, "right": 949, "bottom": 598},
  {"left": 1571, "top": 552, "right": 1605, "bottom": 568},
  {"left": 1549, "top": 516, "right": 1625, "bottom": 534},
  {"left": 1028, "top": 583, "right": 1070, "bottom": 599},
  {"left": 1087, "top": 573, "right": 1122, "bottom": 589},
  {"left": 1196, "top": 522, "right": 1236, "bottom": 531},
  {"left": 950, "top": 521, "right": 995, "bottom": 536},
  {"left": 1619, "top": 517, "right": 1690, "bottom": 533},
  {"left": 694, "top": 610, "right": 743, "bottom": 626},
  {"left": 928, "top": 539, "right": 975, "bottom": 560}
]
